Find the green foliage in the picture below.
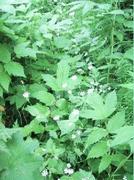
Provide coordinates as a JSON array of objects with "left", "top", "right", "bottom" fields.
[{"left": 0, "top": 0, "right": 133, "bottom": 179}]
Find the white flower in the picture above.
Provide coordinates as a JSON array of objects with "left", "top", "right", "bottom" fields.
[
  {"left": 123, "top": 176, "right": 127, "bottom": 180},
  {"left": 67, "top": 163, "right": 71, "bottom": 168},
  {"left": 90, "top": 80, "right": 95, "bottom": 85},
  {"left": 87, "top": 88, "right": 94, "bottom": 95},
  {"left": 71, "top": 75, "right": 77, "bottom": 81},
  {"left": 68, "top": 168, "right": 74, "bottom": 175},
  {"left": 23, "top": 91, "right": 30, "bottom": 98},
  {"left": 53, "top": 115, "right": 60, "bottom": 121},
  {"left": 64, "top": 168, "right": 74, "bottom": 175},
  {"left": 72, "top": 109, "right": 79, "bottom": 116},
  {"left": 77, "top": 68, "right": 83, "bottom": 73},
  {"left": 41, "top": 169, "right": 48, "bottom": 177},
  {"left": 94, "top": 82, "right": 99, "bottom": 86},
  {"left": 80, "top": 91, "right": 85, "bottom": 96},
  {"left": 88, "top": 63, "right": 94, "bottom": 70},
  {"left": 68, "top": 122, "right": 73, "bottom": 127},
  {"left": 68, "top": 90, "right": 72, "bottom": 94},
  {"left": 41, "top": 148, "right": 46, "bottom": 152},
  {"left": 71, "top": 134, "right": 76, "bottom": 139},
  {"left": 69, "top": 12, "right": 75, "bottom": 16},
  {"left": 20, "top": 80, "right": 24, "bottom": 84},
  {"left": 64, "top": 168, "right": 69, "bottom": 174},
  {"left": 76, "top": 130, "right": 82, "bottom": 135},
  {"left": 62, "top": 83, "right": 68, "bottom": 89},
  {"left": 54, "top": 156, "right": 59, "bottom": 160},
  {"left": 108, "top": 87, "right": 111, "bottom": 90}
]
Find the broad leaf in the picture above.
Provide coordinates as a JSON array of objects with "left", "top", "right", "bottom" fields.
[
  {"left": 88, "top": 141, "right": 109, "bottom": 158},
  {"left": 107, "top": 111, "right": 125, "bottom": 133},
  {"left": 110, "top": 126, "right": 134, "bottom": 147},
  {"left": 0, "top": 44, "right": 11, "bottom": 63},
  {"left": 4, "top": 62, "right": 25, "bottom": 77}
]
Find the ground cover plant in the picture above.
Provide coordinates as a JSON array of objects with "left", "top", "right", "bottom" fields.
[{"left": 0, "top": 0, "right": 133, "bottom": 179}]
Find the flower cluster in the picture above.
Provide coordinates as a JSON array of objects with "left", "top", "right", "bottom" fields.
[
  {"left": 41, "top": 169, "right": 48, "bottom": 177},
  {"left": 71, "top": 130, "right": 82, "bottom": 139},
  {"left": 64, "top": 163, "right": 74, "bottom": 175}
]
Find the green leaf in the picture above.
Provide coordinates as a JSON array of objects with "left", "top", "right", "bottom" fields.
[
  {"left": 99, "top": 155, "right": 112, "bottom": 173},
  {"left": 23, "top": 120, "right": 44, "bottom": 137},
  {"left": 4, "top": 61, "right": 25, "bottom": 77},
  {"left": 57, "top": 120, "right": 75, "bottom": 135},
  {"left": 88, "top": 141, "right": 109, "bottom": 158},
  {"left": 42, "top": 74, "right": 59, "bottom": 91},
  {"left": 104, "top": 91, "right": 117, "bottom": 116},
  {"left": 14, "top": 42, "right": 36, "bottom": 58},
  {"left": 0, "top": 132, "right": 43, "bottom": 180},
  {"left": 124, "top": 48, "right": 134, "bottom": 60},
  {"left": 85, "top": 128, "right": 108, "bottom": 149},
  {"left": 71, "top": 169, "right": 95, "bottom": 180},
  {"left": 57, "top": 60, "right": 70, "bottom": 88},
  {"left": 0, "top": 44, "right": 11, "bottom": 63},
  {"left": 0, "top": 87, "right": 3, "bottom": 97},
  {"left": 0, "top": 71, "right": 11, "bottom": 91},
  {"left": 54, "top": 36, "right": 72, "bottom": 49},
  {"left": 110, "top": 126, "right": 134, "bottom": 147},
  {"left": 26, "top": 103, "right": 50, "bottom": 122},
  {"left": 107, "top": 111, "right": 125, "bottom": 133},
  {"left": 32, "top": 91, "right": 55, "bottom": 106}
]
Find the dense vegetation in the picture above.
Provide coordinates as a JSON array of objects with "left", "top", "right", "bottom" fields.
[{"left": 0, "top": 0, "right": 133, "bottom": 180}]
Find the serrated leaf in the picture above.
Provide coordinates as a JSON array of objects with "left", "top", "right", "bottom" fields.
[
  {"left": 57, "top": 120, "right": 75, "bottom": 135},
  {"left": 32, "top": 91, "right": 55, "bottom": 106},
  {"left": 82, "top": 92, "right": 117, "bottom": 120},
  {"left": 14, "top": 42, "right": 36, "bottom": 58},
  {"left": 0, "top": 44, "right": 11, "bottom": 63},
  {"left": 23, "top": 120, "right": 44, "bottom": 137},
  {"left": 26, "top": 103, "right": 50, "bottom": 122},
  {"left": 54, "top": 36, "right": 72, "bottom": 49},
  {"left": 85, "top": 128, "right": 108, "bottom": 149},
  {"left": 107, "top": 111, "right": 125, "bottom": 133},
  {"left": 0, "top": 132, "right": 43, "bottom": 180},
  {"left": 42, "top": 74, "right": 59, "bottom": 91},
  {"left": 0, "top": 71, "right": 11, "bottom": 91},
  {"left": 104, "top": 91, "right": 117, "bottom": 116},
  {"left": 4, "top": 61, "right": 25, "bottom": 77},
  {"left": 99, "top": 155, "right": 111, "bottom": 173},
  {"left": 110, "top": 126, "right": 134, "bottom": 147},
  {"left": 88, "top": 141, "right": 109, "bottom": 158},
  {"left": 124, "top": 48, "right": 134, "bottom": 60},
  {"left": 57, "top": 60, "right": 70, "bottom": 88}
]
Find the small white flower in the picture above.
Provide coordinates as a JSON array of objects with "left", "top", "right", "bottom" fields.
[
  {"left": 88, "top": 63, "right": 94, "bottom": 70},
  {"left": 62, "top": 83, "right": 68, "bottom": 89},
  {"left": 80, "top": 91, "right": 85, "bottom": 96},
  {"left": 123, "top": 176, "right": 127, "bottom": 180},
  {"left": 68, "top": 168, "right": 74, "bottom": 175},
  {"left": 71, "top": 134, "right": 76, "bottom": 139},
  {"left": 41, "top": 148, "right": 46, "bottom": 152},
  {"left": 54, "top": 156, "right": 59, "bottom": 160},
  {"left": 53, "top": 115, "right": 60, "bottom": 121},
  {"left": 108, "top": 87, "right": 111, "bottom": 90},
  {"left": 94, "top": 82, "right": 99, "bottom": 86},
  {"left": 69, "top": 12, "right": 75, "bottom": 16},
  {"left": 41, "top": 169, "right": 48, "bottom": 177},
  {"left": 23, "top": 91, "right": 30, "bottom": 98},
  {"left": 72, "top": 109, "right": 79, "bottom": 116},
  {"left": 68, "top": 90, "right": 72, "bottom": 94},
  {"left": 87, "top": 88, "right": 94, "bottom": 95},
  {"left": 76, "top": 130, "right": 82, "bottom": 135},
  {"left": 20, "top": 80, "right": 24, "bottom": 84},
  {"left": 64, "top": 168, "right": 69, "bottom": 174},
  {"left": 68, "top": 122, "right": 73, "bottom": 127},
  {"left": 67, "top": 163, "right": 71, "bottom": 168},
  {"left": 90, "top": 80, "right": 95, "bottom": 85},
  {"left": 77, "top": 68, "right": 83, "bottom": 73},
  {"left": 71, "top": 75, "right": 77, "bottom": 81}
]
